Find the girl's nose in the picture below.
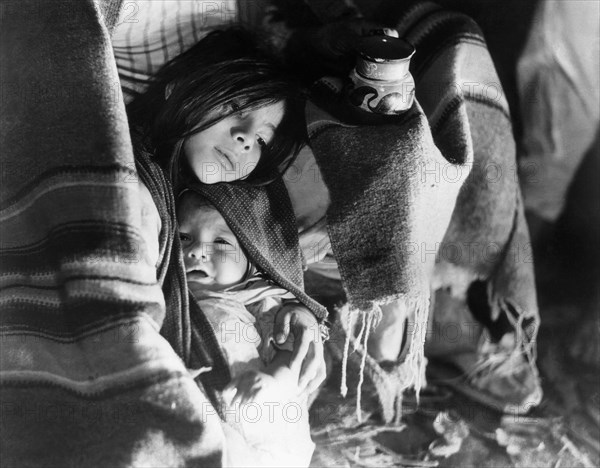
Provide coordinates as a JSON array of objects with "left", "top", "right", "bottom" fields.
[{"left": 232, "top": 129, "right": 253, "bottom": 153}]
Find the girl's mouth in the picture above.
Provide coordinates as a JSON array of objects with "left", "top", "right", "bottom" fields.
[{"left": 214, "top": 147, "right": 234, "bottom": 170}]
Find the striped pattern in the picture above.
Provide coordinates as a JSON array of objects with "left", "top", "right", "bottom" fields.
[
  {"left": 303, "top": 1, "right": 539, "bottom": 420},
  {"left": 1, "top": 0, "right": 226, "bottom": 465},
  {"left": 306, "top": 86, "right": 464, "bottom": 422},
  {"left": 397, "top": 2, "right": 539, "bottom": 333}
]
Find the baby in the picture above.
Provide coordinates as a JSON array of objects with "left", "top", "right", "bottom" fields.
[{"left": 177, "top": 190, "right": 314, "bottom": 467}]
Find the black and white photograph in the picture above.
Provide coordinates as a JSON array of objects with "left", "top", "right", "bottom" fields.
[{"left": 1, "top": 0, "right": 599, "bottom": 466}]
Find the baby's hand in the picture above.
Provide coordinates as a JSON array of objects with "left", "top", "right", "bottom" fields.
[{"left": 274, "top": 302, "right": 326, "bottom": 394}]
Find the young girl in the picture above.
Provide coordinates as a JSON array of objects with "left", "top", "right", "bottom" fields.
[
  {"left": 177, "top": 189, "right": 315, "bottom": 467},
  {"left": 127, "top": 27, "right": 327, "bottom": 409},
  {"left": 128, "top": 27, "right": 306, "bottom": 188}
]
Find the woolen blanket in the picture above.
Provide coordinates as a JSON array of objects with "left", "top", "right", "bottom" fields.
[
  {"left": 396, "top": 1, "right": 539, "bottom": 353},
  {"left": 401, "top": 1, "right": 541, "bottom": 410},
  {"left": 0, "top": 1, "right": 225, "bottom": 466},
  {"left": 307, "top": 82, "right": 468, "bottom": 422},
  {"left": 305, "top": 1, "right": 539, "bottom": 421}
]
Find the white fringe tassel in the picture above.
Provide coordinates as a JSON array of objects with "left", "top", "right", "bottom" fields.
[
  {"left": 398, "top": 296, "right": 430, "bottom": 403},
  {"left": 355, "top": 312, "right": 374, "bottom": 422},
  {"left": 337, "top": 295, "right": 430, "bottom": 422},
  {"left": 340, "top": 307, "right": 353, "bottom": 398}
]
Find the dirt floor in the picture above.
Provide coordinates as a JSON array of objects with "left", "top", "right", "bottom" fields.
[
  {"left": 308, "top": 318, "right": 599, "bottom": 468},
  {"left": 300, "top": 4, "right": 600, "bottom": 461},
  {"left": 308, "top": 293, "right": 600, "bottom": 467},
  {"left": 307, "top": 150, "right": 600, "bottom": 467}
]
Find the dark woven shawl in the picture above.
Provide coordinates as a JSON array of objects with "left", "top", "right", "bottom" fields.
[{"left": 134, "top": 139, "right": 233, "bottom": 404}]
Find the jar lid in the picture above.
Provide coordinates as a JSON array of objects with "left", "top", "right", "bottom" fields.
[
  {"left": 355, "top": 36, "right": 415, "bottom": 81},
  {"left": 356, "top": 36, "right": 415, "bottom": 63}
]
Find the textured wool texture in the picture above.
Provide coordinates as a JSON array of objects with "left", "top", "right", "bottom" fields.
[
  {"left": 2, "top": 1, "right": 223, "bottom": 466},
  {"left": 306, "top": 1, "right": 539, "bottom": 421},
  {"left": 307, "top": 88, "right": 465, "bottom": 422},
  {"left": 397, "top": 1, "right": 539, "bottom": 334},
  {"left": 134, "top": 142, "right": 235, "bottom": 411},
  {"left": 307, "top": 98, "right": 462, "bottom": 311}
]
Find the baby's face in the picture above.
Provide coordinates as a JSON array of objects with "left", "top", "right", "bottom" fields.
[{"left": 177, "top": 194, "right": 248, "bottom": 292}]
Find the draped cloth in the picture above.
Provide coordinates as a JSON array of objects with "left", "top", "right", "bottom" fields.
[
  {"left": 1, "top": 1, "right": 329, "bottom": 464},
  {"left": 0, "top": 1, "right": 226, "bottom": 465},
  {"left": 305, "top": 1, "right": 540, "bottom": 421},
  {"left": 307, "top": 84, "right": 467, "bottom": 422},
  {"left": 399, "top": 1, "right": 540, "bottom": 413}
]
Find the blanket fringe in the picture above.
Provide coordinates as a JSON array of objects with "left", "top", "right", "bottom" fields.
[
  {"left": 486, "top": 284, "right": 539, "bottom": 372},
  {"left": 340, "top": 308, "right": 353, "bottom": 398},
  {"left": 336, "top": 294, "right": 430, "bottom": 423},
  {"left": 355, "top": 311, "right": 374, "bottom": 422},
  {"left": 354, "top": 311, "right": 367, "bottom": 352},
  {"left": 487, "top": 282, "right": 538, "bottom": 341},
  {"left": 400, "top": 295, "right": 430, "bottom": 402}
]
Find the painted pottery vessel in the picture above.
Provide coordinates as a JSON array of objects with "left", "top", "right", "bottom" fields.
[{"left": 347, "top": 35, "right": 416, "bottom": 115}]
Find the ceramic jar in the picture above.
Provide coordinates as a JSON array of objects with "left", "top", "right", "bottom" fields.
[{"left": 347, "top": 35, "right": 416, "bottom": 115}]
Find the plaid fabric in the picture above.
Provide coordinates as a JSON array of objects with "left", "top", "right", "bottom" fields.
[
  {"left": 0, "top": 1, "right": 226, "bottom": 465},
  {"left": 111, "top": 0, "right": 269, "bottom": 102}
]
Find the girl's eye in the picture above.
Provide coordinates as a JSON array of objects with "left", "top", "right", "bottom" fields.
[
  {"left": 256, "top": 136, "right": 267, "bottom": 148},
  {"left": 179, "top": 233, "right": 191, "bottom": 242}
]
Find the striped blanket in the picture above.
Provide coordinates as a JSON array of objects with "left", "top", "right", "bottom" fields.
[
  {"left": 397, "top": 1, "right": 539, "bottom": 358},
  {"left": 0, "top": 1, "right": 225, "bottom": 466},
  {"left": 1, "top": 1, "right": 331, "bottom": 465},
  {"left": 300, "top": 1, "right": 540, "bottom": 420},
  {"left": 1, "top": 0, "right": 541, "bottom": 464}
]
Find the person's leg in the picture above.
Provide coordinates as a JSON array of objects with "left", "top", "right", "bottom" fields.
[
  {"left": 367, "top": 300, "right": 409, "bottom": 363},
  {"left": 305, "top": 262, "right": 410, "bottom": 364}
]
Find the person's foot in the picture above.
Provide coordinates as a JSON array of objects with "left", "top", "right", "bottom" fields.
[
  {"left": 464, "top": 330, "right": 543, "bottom": 414},
  {"left": 428, "top": 329, "right": 543, "bottom": 414},
  {"left": 427, "top": 288, "right": 543, "bottom": 414}
]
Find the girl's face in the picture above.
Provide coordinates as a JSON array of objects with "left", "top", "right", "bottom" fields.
[{"left": 183, "top": 101, "right": 285, "bottom": 184}]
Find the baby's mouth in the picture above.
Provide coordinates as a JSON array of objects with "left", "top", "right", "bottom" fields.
[{"left": 186, "top": 269, "right": 212, "bottom": 282}]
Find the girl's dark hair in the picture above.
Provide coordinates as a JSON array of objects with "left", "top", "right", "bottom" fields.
[{"left": 127, "top": 27, "right": 307, "bottom": 188}]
